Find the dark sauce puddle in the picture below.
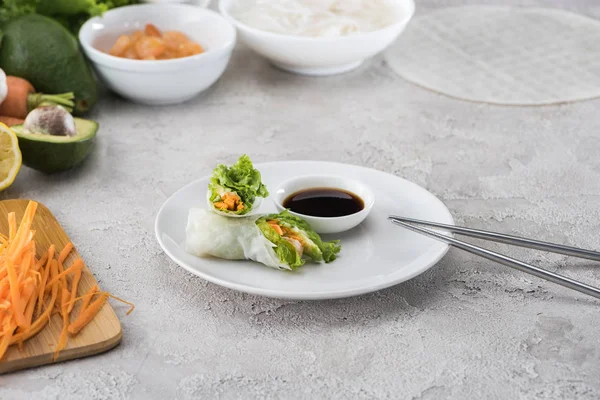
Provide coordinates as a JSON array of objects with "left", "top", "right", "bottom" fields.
[{"left": 283, "top": 188, "right": 364, "bottom": 218}]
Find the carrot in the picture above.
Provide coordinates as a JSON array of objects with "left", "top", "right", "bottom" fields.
[
  {"left": 0, "top": 200, "right": 133, "bottom": 361},
  {"left": 0, "top": 76, "right": 75, "bottom": 119},
  {"left": 68, "top": 270, "right": 81, "bottom": 314},
  {"left": 0, "top": 323, "right": 15, "bottom": 358},
  {"left": 57, "top": 243, "right": 73, "bottom": 291},
  {"left": 58, "top": 243, "right": 73, "bottom": 266},
  {"left": 10, "top": 276, "right": 57, "bottom": 345},
  {"left": 269, "top": 223, "right": 284, "bottom": 236},
  {"left": 79, "top": 284, "right": 98, "bottom": 314},
  {"left": 37, "top": 246, "right": 54, "bottom": 315},
  {"left": 17, "top": 291, "right": 37, "bottom": 350},
  {"left": 53, "top": 289, "right": 70, "bottom": 361},
  {"left": 68, "top": 292, "right": 109, "bottom": 336},
  {"left": 22, "top": 290, "right": 37, "bottom": 329},
  {"left": 45, "top": 258, "right": 83, "bottom": 290},
  {"left": 0, "top": 116, "right": 24, "bottom": 127},
  {"left": 6, "top": 258, "right": 25, "bottom": 327},
  {"left": 16, "top": 279, "right": 35, "bottom": 327},
  {"left": 33, "top": 251, "right": 48, "bottom": 273}
]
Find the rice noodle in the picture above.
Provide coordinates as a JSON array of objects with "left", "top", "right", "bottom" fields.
[{"left": 231, "top": 0, "right": 404, "bottom": 37}]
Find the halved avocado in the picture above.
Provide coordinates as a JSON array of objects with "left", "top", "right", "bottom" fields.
[{"left": 12, "top": 118, "right": 97, "bottom": 174}]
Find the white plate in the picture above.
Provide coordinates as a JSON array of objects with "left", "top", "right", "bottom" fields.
[{"left": 155, "top": 161, "right": 454, "bottom": 300}]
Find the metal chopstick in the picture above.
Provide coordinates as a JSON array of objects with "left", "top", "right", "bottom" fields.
[
  {"left": 388, "top": 218, "right": 600, "bottom": 300},
  {"left": 389, "top": 216, "right": 600, "bottom": 262}
]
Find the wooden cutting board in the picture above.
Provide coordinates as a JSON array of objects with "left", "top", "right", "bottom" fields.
[{"left": 0, "top": 200, "right": 122, "bottom": 374}]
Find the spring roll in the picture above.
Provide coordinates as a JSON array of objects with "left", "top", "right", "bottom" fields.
[
  {"left": 185, "top": 209, "right": 341, "bottom": 270},
  {"left": 207, "top": 155, "right": 269, "bottom": 216}
]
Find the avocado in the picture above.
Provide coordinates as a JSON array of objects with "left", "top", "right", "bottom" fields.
[
  {"left": 0, "top": 14, "right": 97, "bottom": 114},
  {"left": 12, "top": 118, "right": 97, "bottom": 173}
]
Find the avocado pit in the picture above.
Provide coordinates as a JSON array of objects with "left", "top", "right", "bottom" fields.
[{"left": 24, "top": 105, "right": 77, "bottom": 137}]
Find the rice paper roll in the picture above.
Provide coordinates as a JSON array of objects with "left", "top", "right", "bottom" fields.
[
  {"left": 207, "top": 155, "right": 269, "bottom": 216},
  {"left": 185, "top": 209, "right": 341, "bottom": 270}
]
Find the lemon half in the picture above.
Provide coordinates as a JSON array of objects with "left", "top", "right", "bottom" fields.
[{"left": 0, "top": 123, "right": 22, "bottom": 191}]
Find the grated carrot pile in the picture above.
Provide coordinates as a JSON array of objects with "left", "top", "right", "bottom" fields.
[{"left": 0, "top": 201, "right": 133, "bottom": 361}]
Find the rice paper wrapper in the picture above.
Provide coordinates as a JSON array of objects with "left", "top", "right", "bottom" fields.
[
  {"left": 185, "top": 208, "right": 289, "bottom": 270},
  {"left": 384, "top": 6, "right": 600, "bottom": 105}
]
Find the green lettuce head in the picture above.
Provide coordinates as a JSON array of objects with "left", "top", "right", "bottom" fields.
[{"left": 208, "top": 155, "right": 269, "bottom": 216}]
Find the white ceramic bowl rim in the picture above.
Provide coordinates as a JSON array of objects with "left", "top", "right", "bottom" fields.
[
  {"left": 219, "top": 0, "right": 415, "bottom": 42},
  {"left": 273, "top": 174, "right": 375, "bottom": 221},
  {"left": 79, "top": 4, "right": 236, "bottom": 69}
]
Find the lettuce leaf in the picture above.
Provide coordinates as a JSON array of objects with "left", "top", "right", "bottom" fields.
[
  {"left": 273, "top": 211, "right": 342, "bottom": 263},
  {"left": 0, "top": 0, "right": 139, "bottom": 35},
  {"left": 256, "top": 220, "right": 304, "bottom": 270},
  {"left": 208, "top": 155, "right": 269, "bottom": 215},
  {"left": 257, "top": 211, "right": 342, "bottom": 265}
]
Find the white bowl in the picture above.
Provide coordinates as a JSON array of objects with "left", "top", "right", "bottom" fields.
[
  {"left": 79, "top": 4, "right": 236, "bottom": 105},
  {"left": 218, "top": 0, "right": 415, "bottom": 76},
  {"left": 273, "top": 175, "right": 375, "bottom": 234}
]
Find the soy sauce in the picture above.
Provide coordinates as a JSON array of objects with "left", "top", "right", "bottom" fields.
[{"left": 283, "top": 188, "right": 364, "bottom": 218}]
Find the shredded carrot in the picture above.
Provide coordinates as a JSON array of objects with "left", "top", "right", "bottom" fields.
[
  {"left": 79, "top": 285, "right": 98, "bottom": 313},
  {"left": 108, "top": 294, "right": 135, "bottom": 315},
  {"left": 6, "top": 258, "right": 25, "bottom": 328},
  {"left": 34, "top": 251, "right": 48, "bottom": 273},
  {"left": 58, "top": 243, "right": 73, "bottom": 265},
  {"left": 57, "top": 258, "right": 67, "bottom": 291},
  {"left": 0, "top": 323, "right": 15, "bottom": 357},
  {"left": 0, "top": 201, "right": 133, "bottom": 361},
  {"left": 268, "top": 222, "right": 284, "bottom": 236},
  {"left": 45, "top": 258, "right": 83, "bottom": 290},
  {"left": 37, "top": 248, "right": 54, "bottom": 315},
  {"left": 53, "top": 289, "right": 70, "bottom": 361},
  {"left": 11, "top": 268, "right": 58, "bottom": 345},
  {"left": 68, "top": 270, "right": 81, "bottom": 313},
  {"left": 68, "top": 292, "right": 109, "bottom": 336}
]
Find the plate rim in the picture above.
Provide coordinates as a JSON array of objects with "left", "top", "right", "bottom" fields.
[{"left": 155, "top": 160, "right": 454, "bottom": 300}]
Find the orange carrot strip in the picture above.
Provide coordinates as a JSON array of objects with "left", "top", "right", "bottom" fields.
[
  {"left": 108, "top": 294, "right": 135, "bottom": 315},
  {"left": 58, "top": 243, "right": 73, "bottom": 266},
  {"left": 18, "top": 249, "right": 34, "bottom": 280},
  {"left": 79, "top": 284, "right": 98, "bottom": 314},
  {"left": 45, "top": 259, "right": 83, "bottom": 290},
  {"left": 16, "top": 279, "right": 35, "bottom": 328},
  {"left": 53, "top": 289, "right": 70, "bottom": 361},
  {"left": 269, "top": 222, "right": 284, "bottom": 236},
  {"left": 21, "top": 288, "right": 37, "bottom": 329},
  {"left": 33, "top": 251, "right": 48, "bottom": 273},
  {"left": 37, "top": 247, "right": 55, "bottom": 315},
  {"left": 68, "top": 270, "right": 81, "bottom": 313},
  {"left": 0, "top": 280, "right": 8, "bottom": 298},
  {"left": 6, "top": 258, "right": 25, "bottom": 327},
  {"left": 0, "top": 323, "right": 16, "bottom": 360},
  {"left": 68, "top": 292, "right": 109, "bottom": 336},
  {"left": 17, "top": 287, "right": 37, "bottom": 350},
  {"left": 57, "top": 260, "right": 67, "bottom": 291},
  {"left": 12, "top": 269, "right": 59, "bottom": 345},
  {"left": 9, "top": 203, "right": 37, "bottom": 257}
]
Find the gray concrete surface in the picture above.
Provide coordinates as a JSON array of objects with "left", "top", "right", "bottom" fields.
[{"left": 1, "top": 0, "right": 599, "bottom": 398}]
